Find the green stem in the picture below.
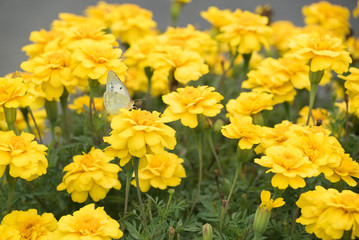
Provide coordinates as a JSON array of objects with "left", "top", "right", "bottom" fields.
[
  {"left": 170, "top": 2, "right": 183, "bottom": 27},
  {"left": 145, "top": 67, "right": 153, "bottom": 110},
  {"left": 4, "top": 107, "right": 19, "bottom": 135},
  {"left": 133, "top": 157, "right": 148, "bottom": 234},
  {"left": 226, "top": 147, "right": 243, "bottom": 205},
  {"left": 206, "top": 130, "right": 223, "bottom": 176},
  {"left": 5, "top": 167, "right": 18, "bottom": 213},
  {"left": 306, "top": 82, "right": 319, "bottom": 126},
  {"left": 60, "top": 89, "right": 70, "bottom": 144},
  {"left": 26, "top": 106, "right": 43, "bottom": 144},
  {"left": 45, "top": 100, "right": 58, "bottom": 142},
  {"left": 88, "top": 79, "right": 99, "bottom": 131},
  {"left": 188, "top": 129, "right": 203, "bottom": 218},
  {"left": 123, "top": 162, "right": 133, "bottom": 219},
  {"left": 162, "top": 189, "right": 174, "bottom": 222},
  {"left": 240, "top": 53, "right": 252, "bottom": 82}
]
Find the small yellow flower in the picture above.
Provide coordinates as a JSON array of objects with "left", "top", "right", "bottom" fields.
[
  {"left": 86, "top": 2, "right": 156, "bottom": 44},
  {"left": 57, "top": 147, "right": 121, "bottom": 203},
  {"left": 226, "top": 92, "right": 273, "bottom": 118},
  {"left": 254, "top": 144, "right": 318, "bottom": 189},
  {"left": 270, "top": 21, "right": 300, "bottom": 54},
  {"left": 289, "top": 33, "right": 352, "bottom": 74},
  {"left": 302, "top": 1, "right": 350, "bottom": 38},
  {"left": 217, "top": 9, "right": 272, "bottom": 54},
  {"left": 69, "top": 95, "right": 103, "bottom": 114},
  {"left": 151, "top": 45, "right": 209, "bottom": 85},
  {"left": 104, "top": 109, "right": 177, "bottom": 166},
  {"left": 71, "top": 41, "right": 127, "bottom": 85},
  {"left": 297, "top": 186, "right": 359, "bottom": 240},
  {"left": 296, "top": 106, "right": 330, "bottom": 127},
  {"left": 354, "top": 0, "right": 359, "bottom": 18},
  {"left": 0, "top": 225, "right": 20, "bottom": 240},
  {"left": 221, "top": 116, "right": 264, "bottom": 149},
  {"left": 173, "top": 0, "right": 191, "bottom": 3},
  {"left": 131, "top": 152, "right": 186, "bottom": 192},
  {"left": 201, "top": 6, "right": 234, "bottom": 29},
  {"left": 162, "top": 85, "right": 223, "bottom": 128},
  {"left": 253, "top": 190, "right": 285, "bottom": 236},
  {"left": 21, "top": 50, "right": 77, "bottom": 101},
  {"left": 54, "top": 203, "right": 123, "bottom": 240},
  {"left": 339, "top": 67, "right": 359, "bottom": 111},
  {"left": 242, "top": 57, "right": 296, "bottom": 104},
  {"left": 1, "top": 209, "right": 57, "bottom": 240},
  {"left": 346, "top": 37, "right": 359, "bottom": 60},
  {"left": 0, "top": 76, "right": 30, "bottom": 109},
  {"left": 325, "top": 153, "right": 359, "bottom": 186},
  {"left": 0, "top": 131, "right": 48, "bottom": 181}
]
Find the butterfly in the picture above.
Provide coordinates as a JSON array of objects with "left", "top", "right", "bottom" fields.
[{"left": 103, "top": 70, "right": 134, "bottom": 115}]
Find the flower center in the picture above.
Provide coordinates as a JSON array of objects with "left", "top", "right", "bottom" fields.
[
  {"left": 10, "top": 136, "right": 27, "bottom": 151},
  {"left": 133, "top": 111, "right": 156, "bottom": 125},
  {"left": 80, "top": 154, "right": 96, "bottom": 168},
  {"left": 78, "top": 216, "right": 101, "bottom": 235}
]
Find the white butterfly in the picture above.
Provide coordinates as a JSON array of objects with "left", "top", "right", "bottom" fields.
[{"left": 103, "top": 70, "right": 134, "bottom": 115}]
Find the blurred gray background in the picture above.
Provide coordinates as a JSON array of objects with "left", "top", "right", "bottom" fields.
[{"left": 0, "top": 0, "right": 357, "bottom": 76}]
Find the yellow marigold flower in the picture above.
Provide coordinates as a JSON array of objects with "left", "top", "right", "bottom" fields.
[
  {"left": 61, "top": 23, "right": 118, "bottom": 50},
  {"left": 253, "top": 190, "right": 285, "bottom": 236},
  {"left": 0, "top": 225, "right": 20, "bottom": 240},
  {"left": 104, "top": 109, "right": 177, "bottom": 166},
  {"left": 69, "top": 95, "right": 103, "bottom": 114},
  {"left": 325, "top": 153, "right": 359, "bottom": 187},
  {"left": 255, "top": 144, "right": 318, "bottom": 189},
  {"left": 346, "top": 37, "right": 359, "bottom": 60},
  {"left": 51, "top": 12, "right": 103, "bottom": 32},
  {"left": 201, "top": 6, "right": 234, "bottom": 29},
  {"left": 18, "top": 72, "right": 46, "bottom": 109},
  {"left": 296, "top": 186, "right": 359, "bottom": 240},
  {"left": 217, "top": 9, "right": 272, "bottom": 54},
  {"left": 297, "top": 106, "right": 330, "bottom": 127},
  {"left": 54, "top": 203, "right": 123, "bottom": 240},
  {"left": 254, "top": 120, "right": 294, "bottom": 154},
  {"left": 22, "top": 29, "right": 64, "bottom": 59},
  {"left": 151, "top": 45, "right": 209, "bottom": 85},
  {"left": 131, "top": 152, "right": 186, "bottom": 192},
  {"left": 162, "top": 85, "right": 223, "bottom": 128},
  {"left": 57, "top": 147, "right": 121, "bottom": 203},
  {"left": 0, "top": 76, "right": 30, "bottom": 108},
  {"left": 221, "top": 116, "right": 264, "bottom": 149},
  {"left": 289, "top": 33, "right": 352, "bottom": 74},
  {"left": 1, "top": 209, "right": 57, "bottom": 240},
  {"left": 71, "top": 41, "right": 127, "bottom": 85},
  {"left": 339, "top": 67, "right": 359, "bottom": 111},
  {"left": 21, "top": 50, "right": 77, "bottom": 101},
  {"left": 86, "top": 2, "right": 156, "bottom": 44},
  {"left": 270, "top": 21, "right": 300, "bottom": 54},
  {"left": 259, "top": 190, "right": 285, "bottom": 211},
  {"left": 302, "top": 1, "right": 350, "bottom": 38},
  {"left": 173, "top": 0, "right": 191, "bottom": 3},
  {"left": 242, "top": 57, "right": 296, "bottom": 104},
  {"left": 0, "top": 131, "right": 48, "bottom": 181},
  {"left": 226, "top": 92, "right": 273, "bottom": 118},
  {"left": 124, "top": 67, "right": 148, "bottom": 96}
]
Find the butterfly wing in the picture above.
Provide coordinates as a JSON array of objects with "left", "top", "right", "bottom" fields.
[
  {"left": 103, "top": 91, "right": 133, "bottom": 115},
  {"left": 106, "top": 70, "right": 132, "bottom": 100}
]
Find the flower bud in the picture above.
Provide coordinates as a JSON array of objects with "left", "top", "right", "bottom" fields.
[
  {"left": 309, "top": 69, "right": 324, "bottom": 84},
  {"left": 253, "top": 206, "right": 271, "bottom": 236},
  {"left": 202, "top": 223, "right": 213, "bottom": 240},
  {"left": 169, "top": 227, "right": 175, "bottom": 240},
  {"left": 213, "top": 119, "right": 224, "bottom": 132}
]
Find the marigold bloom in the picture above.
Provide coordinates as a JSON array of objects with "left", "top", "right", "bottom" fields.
[
  {"left": 22, "top": 29, "right": 64, "bottom": 59},
  {"left": 226, "top": 92, "right": 273, "bottom": 118},
  {"left": 0, "top": 225, "right": 20, "bottom": 240},
  {"left": 354, "top": 0, "right": 359, "bottom": 18},
  {"left": 259, "top": 190, "right": 285, "bottom": 211},
  {"left": 0, "top": 131, "right": 48, "bottom": 181},
  {"left": 255, "top": 144, "right": 318, "bottom": 189},
  {"left": 289, "top": 33, "right": 352, "bottom": 74},
  {"left": 0, "top": 76, "right": 30, "bottom": 108},
  {"left": 339, "top": 67, "right": 359, "bottom": 110},
  {"left": 201, "top": 7, "right": 234, "bottom": 29},
  {"left": 346, "top": 37, "right": 359, "bottom": 60},
  {"left": 104, "top": 109, "right": 176, "bottom": 166},
  {"left": 217, "top": 9, "right": 272, "bottom": 54},
  {"left": 69, "top": 95, "right": 103, "bottom": 114},
  {"left": 71, "top": 41, "right": 127, "bottom": 85},
  {"left": 242, "top": 58, "right": 296, "bottom": 104},
  {"left": 54, "top": 204, "right": 123, "bottom": 240},
  {"left": 86, "top": 2, "right": 156, "bottom": 44},
  {"left": 162, "top": 85, "right": 223, "bottom": 128},
  {"left": 325, "top": 153, "right": 359, "bottom": 186},
  {"left": 57, "top": 147, "right": 121, "bottom": 203},
  {"left": 297, "top": 186, "right": 359, "bottom": 240},
  {"left": 271, "top": 21, "right": 300, "bottom": 54},
  {"left": 1, "top": 209, "right": 57, "bottom": 240},
  {"left": 302, "top": 1, "right": 350, "bottom": 38},
  {"left": 131, "top": 152, "right": 186, "bottom": 192},
  {"left": 151, "top": 45, "right": 209, "bottom": 85},
  {"left": 222, "top": 116, "right": 264, "bottom": 149},
  {"left": 296, "top": 106, "right": 330, "bottom": 127},
  {"left": 21, "top": 50, "right": 77, "bottom": 101}
]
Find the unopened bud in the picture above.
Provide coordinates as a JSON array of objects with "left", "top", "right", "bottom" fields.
[
  {"left": 55, "top": 126, "right": 62, "bottom": 139},
  {"left": 213, "top": 119, "right": 224, "bottom": 132},
  {"left": 253, "top": 206, "right": 271, "bottom": 236},
  {"left": 169, "top": 227, "right": 175, "bottom": 240},
  {"left": 202, "top": 223, "right": 213, "bottom": 240}
]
